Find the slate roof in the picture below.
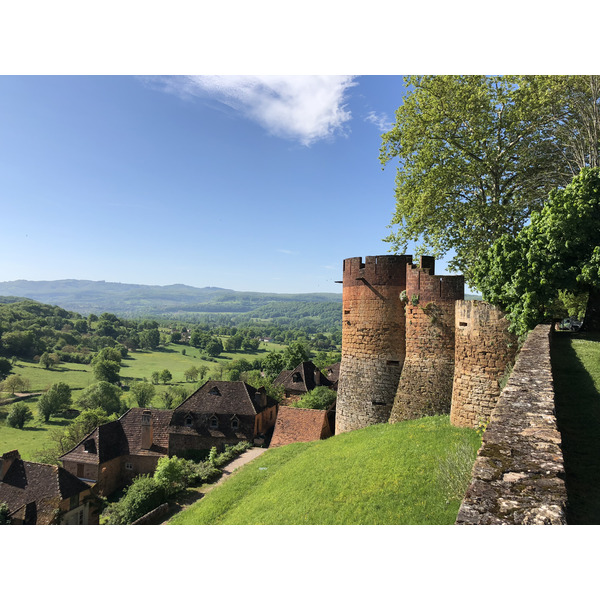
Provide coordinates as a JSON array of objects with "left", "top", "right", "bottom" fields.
[
  {"left": 60, "top": 408, "right": 173, "bottom": 464},
  {"left": 325, "top": 362, "right": 340, "bottom": 384},
  {"left": 269, "top": 406, "right": 330, "bottom": 448},
  {"left": 273, "top": 361, "right": 331, "bottom": 395},
  {"left": 0, "top": 451, "right": 90, "bottom": 524}
]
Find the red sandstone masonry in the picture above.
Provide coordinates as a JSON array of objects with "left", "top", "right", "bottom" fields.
[
  {"left": 456, "top": 325, "right": 567, "bottom": 525},
  {"left": 336, "top": 255, "right": 412, "bottom": 434},
  {"left": 389, "top": 258, "right": 464, "bottom": 422},
  {"left": 450, "top": 301, "right": 518, "bottom": 429}
]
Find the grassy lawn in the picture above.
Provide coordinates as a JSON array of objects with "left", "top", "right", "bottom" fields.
[
  {"left": 551, "top": 331, "right": 600, "bottom": 524},
  {"left": 169, "top": 415, "right": 481, "bottom": 525}
]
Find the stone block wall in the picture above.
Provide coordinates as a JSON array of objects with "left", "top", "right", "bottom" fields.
[
  {"left": 450, "top": 301, "right": 519, "bottom": 429},
  {"left": 389, "top": 259, "right": 464, "bottom": 422},
  {"left": 456, "top": 325, "right": 567, "bottom": 525},
  {"left": 336, "top": 255, "right": 413, "bottom": 434}
]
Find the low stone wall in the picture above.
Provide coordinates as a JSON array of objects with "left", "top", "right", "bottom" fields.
[
  {"left": 132, "top": 502, "right": 170, "bottom": 525},
  {"left": 456, "top": 324, "right": 567, "bottom": 525}
]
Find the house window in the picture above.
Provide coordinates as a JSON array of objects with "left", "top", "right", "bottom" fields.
[
  {"left": 292, "top": 373, "right": 302, "bottom": 383},
  {"left": 209, "top": 416, "right": 219, "bottom": 429},
  {"left": 185, "top": 416, "right": 193, "bottom": 427},
  {"left": 231, "top": 417, "right": 240, "bottom": 431},
  {"left": 125, "top": 462, "right": 133, "bottom": 470},
  {"left": 209, "top": 386, "right": 221, "bottom": 396}
]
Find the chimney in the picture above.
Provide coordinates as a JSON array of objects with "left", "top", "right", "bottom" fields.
[
  {"left": 141, "top": 410, "right": 153, "bottom": 450},
  {"left": 254, "top": 388, "right": 267, "bottom": 409},
  {"left": 0, "top": 450, "right": 20, "bottom": 481}
]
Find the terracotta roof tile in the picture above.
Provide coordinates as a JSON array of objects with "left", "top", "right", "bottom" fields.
[{"left": 269, "top": 406, "right": 331, "bottom": 448}]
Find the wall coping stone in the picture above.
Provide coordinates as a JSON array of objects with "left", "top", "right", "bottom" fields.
[{"left": 456, "top": 324, "right": 567, "bottom": 525}]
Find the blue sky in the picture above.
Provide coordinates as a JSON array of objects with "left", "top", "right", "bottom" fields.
[{"left": 0, "top": 74, "right": 460, "bottom": 294}]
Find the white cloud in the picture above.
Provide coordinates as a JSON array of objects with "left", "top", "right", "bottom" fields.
[
  {"left": 365, "top": 110, "right": 393, "bottom": 133},
  {"left": 155, "top": 75, "right": 358, "bottom": 146},
  {"left": 277, "top": 249, "right": 297, "bottom": 255}
]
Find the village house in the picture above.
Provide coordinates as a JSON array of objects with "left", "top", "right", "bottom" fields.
[
  {"left": 60, "top": 381, "right": 278, "bottom": 497},
  {"left": 273, "top": 361, "right": 332, "bottom": 405},
  {"left": 169, "top": 380, "right": 278, "bottom": 456},
  {"left": 325, "top": 362, "right": 340, "bottom": 391},
  {"left": 60, "top": 407, "right": 172, "bottom": 497},
  {"left": 0, "top": 450, "right": 98, "bottom": 525},
  {"left": 269, "top": 406, "right": 333, "bottom": 448}
]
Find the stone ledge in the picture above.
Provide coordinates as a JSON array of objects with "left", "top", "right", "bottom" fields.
[{"left": 456, "top": 324, "right": 567, "bottom": 525}]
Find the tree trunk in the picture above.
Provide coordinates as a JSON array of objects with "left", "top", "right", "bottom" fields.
[{"left": 581, "top": 287, "right": 600, "bottom": 332}]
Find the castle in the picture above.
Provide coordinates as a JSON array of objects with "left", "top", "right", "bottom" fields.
[{"left": 336, "top": 255, "right": 518, "bottom": 433}]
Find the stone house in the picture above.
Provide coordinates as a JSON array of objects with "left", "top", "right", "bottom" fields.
[
  {"left": 325, "top": 362, "right": 340, "bottom": 391},
  {"left": 269, "top": 406, "right": 332, "bottom": 448},
  {"left": 0, "top": 450, "right": 98, "bottom": 525},
  {"left": 60, "top": 407, "right": 173, "bottom": 497},
  {"left": 273, "top": 361, "right": 332, "bottom": 405},
  {"left": 60, "top": 381, "right": 278, "bottom": 497},
  {"left": 168, "top": 381, "right": 278, "bottom": 456}
]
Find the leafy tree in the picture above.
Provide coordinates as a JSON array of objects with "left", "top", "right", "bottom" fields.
[
  {"left": 139, "top": 328, "right": 160, "bottom": 350},
  {"left": 129, "top": 381, "right": 155, "bottom": 408},
  {"left": 473, "top": 168, "right": 600, "bottom": 335},
  {"left": 39, "top": 351, "right": 54, "bottom": 369},
  {"left": 159, "top": 369, "right": 172, "bottom": 385},
  {"left": 197, "top": 365, "right": 209, "bottom": 380},
  {"left": 0, "top": 357, "right": 11, "bottom": 380},
  {"left": 241, "top": 336, "right": 260, "bottom": 351},
  {"left": 380, "top": 75, "right": 592, "bottom": 282},
  {"left": 293, "top": 386, "right": 337, "bottom": 410},
  {"left": 93, "top": 346, "right": 123, "bottom": 364},
  {"left": 283, "top": 341, "right": 310, "bottom": 370},
  {"left": 205, "top": 338, "right": 223, "bottom": 357},
  {"left": 38, "top": 382, "right": 72, "bottom": 422},
  {"left": 261, "top": 351, "right": 285, "bottom": 378},
  {"left": 1, "top": 374, "right": 30, "bottom": 395},
  {"left": 92, "top": 358, "right": 121, "bottom": 383},
  {"left": 7, "top": 402, "right": 34, "bottom": 429},
  {"left": 77, "top": 381, "right": 124, "bottom": 415},
  {"left": 184, "top": 366, "right": 199, "bottom": 382},
  {"left": 151, "top": 371, "right": 160, "bottom": 385},
  {"left": 153, "top": 456, "right": 194, "bottom": 493}
]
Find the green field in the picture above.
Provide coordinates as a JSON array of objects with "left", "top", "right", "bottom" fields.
[
  {"left": 0, "top": 340, "right": 288, "bottom": 460},
  {"left": 169, "top": 416, "right": 481, "bottom": 525}
]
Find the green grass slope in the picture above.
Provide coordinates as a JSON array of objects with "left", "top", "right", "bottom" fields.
[{"left": 169, "top": 415, "right": 481, "bottom": 525}]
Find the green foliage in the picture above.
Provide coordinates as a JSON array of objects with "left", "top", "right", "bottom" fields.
[
  {"left": 139, "top": 328, "right": 160, "bottom": 350},
  {"left": 77, "top": 381, "right": 124, "bottom": 415},
  {"left": 0, "top": 357, "right": 11, "bottom": 380},
  {"left": 38, "top": 382, "right": 72, "bottom": 422},
  {"left": 7, "top": 402, "right": 34, "bottom": 429},
  {"left": 93, "top": 346, "right": 123, "bottom": 364},
  {"left": 102, "top": 475, "right": 168, "bottom": 525},
  {"left": 150, "top": 371, "right": 160, "bottom": 385},
  {"left": 205, "top": 338, "right": 223, "bottom": 357},
  {"left": 282, "top": 341, "right": 310, "bottom": 370},
  {"left": 473, "top": 168, "right": 600, "bottom": 335},
  {"left": 293, "top": 386, "right": 337, "bottom": 410},
  {"left": 129, "top": 381, "right": 155, "bottom": 408},
  {"left": 261, "top": 351, "right": 285, "bottom": 378},
  {"left": 92, "top": 359, "right": 121, "bottom": 383},
  {"left": 1, "top": 374, "right": 30, "bottom": 395},
  {"left": 154, "top": 456, "right": 195, "bottom": 493},
  {"left": 39, "top": 352, "right": 54, "bottom": 369},
  {"left": 0, "top": 502, "right": 11, "bottom": 525},
  {"left": 184, "top": 365, "right": 199, "bottom": 382},
  {"left": 436, "top": 439, "right": 479, "bottom": 503},
  {"left": 159, "top": 369, "right": 172, "bottom": 384},
  {"left": 380, "top": 75, "right": 581, "bottom": 282}
]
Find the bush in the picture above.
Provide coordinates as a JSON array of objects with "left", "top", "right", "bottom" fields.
[
  {"left": 38, "top": 382, "right": 72, "bottom": 422},
  {"left": 0, "top": 502, "right": 11, "bottom": 525},
  {"left": 293, "top": 387, "right": 337, "bottom": 410},
  {"left": 154, "top": 456, "right": 195, "bottom": 493},
  {"left": 102, "top": 476, "right": 168, "bottom": 525}
]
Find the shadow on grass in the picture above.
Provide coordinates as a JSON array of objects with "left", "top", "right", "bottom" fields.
[
  {"left": 552, "top": 331, "right": 600, "bottom": 524},
  {"left": 22, "top": 425, "right": 46, "bottom": 432}
]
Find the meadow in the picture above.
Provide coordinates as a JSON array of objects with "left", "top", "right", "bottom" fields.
[
  {"left": 0, "top": 339, "right": 287, "bottom": 460},
  {"left": 168, "top": 415, "right": 481, "bottom": 525}
]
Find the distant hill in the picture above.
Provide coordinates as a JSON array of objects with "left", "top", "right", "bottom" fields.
[{"left": 0, "top": 279, "right": 343, "bottom": 318}]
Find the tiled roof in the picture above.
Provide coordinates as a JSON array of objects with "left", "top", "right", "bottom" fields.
[
  {"left": 325, "top": 362, "right": 340, "bottom": 383},
  {"left": 60, "top": 408, "right": 173, "bottom": 464},
  {"left": 273, "top": 361, "right": 331, "bottom": 394},
  {"left": 269, "top": 406, "right": 330, "bottom": 448},
  {"left": 0, "top": 451, "right": 90, "bottom": 524}
]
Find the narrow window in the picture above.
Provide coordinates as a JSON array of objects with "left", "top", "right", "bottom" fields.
[
  {"left": 125, "top": 462, "right": 133, "bottom": 471},
  {"left": 209, "top": 416, "right": 219, "bottom": 429},
  {"left": 231, "top": 417, "right": 240, "bottom": 431},
  {"left": 185, "top": 416, "right": 193, "bottom": 427}
]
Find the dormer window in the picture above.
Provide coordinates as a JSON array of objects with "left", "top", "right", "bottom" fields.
[
  {"left": 83, "top": 439, "right": 96, "bottom": 454},
  {"left": 184, "top": 415, "right": 193, "bottom": 427},
  {"left": 292, "top": 372, "right": 302, "bottom": 383},
  {"left": 209, "top": 416, "right": 219, "bottom": 429},
  {"left": 209, "top": 386, "right": 221, "bottom": 396},
  {"left": 231, "top": 416, "right": 240, "bottom": 431}
]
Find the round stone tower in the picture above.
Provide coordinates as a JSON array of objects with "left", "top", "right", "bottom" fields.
[
  {"left": 450, "top": 300, "right": 519, "bottom": 429},
  {"left": 389, "top": 257, "right": 464, "bottom": 422},
  {"left": 335, "top": 255, "right": 413, "bottom": 434}
]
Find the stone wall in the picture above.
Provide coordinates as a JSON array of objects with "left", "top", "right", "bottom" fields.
[
  {"left": 336, "top": 255, "right": 413, "bottom": 434},
  {"left": 456, "top": 325, "right": 567, "bottom": 525},
  {"left": 389, "top": 259, "right": 464, "bottom": 422},
  {"left": 450, "top": 301, "right": 519, "bottom": 429}
]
